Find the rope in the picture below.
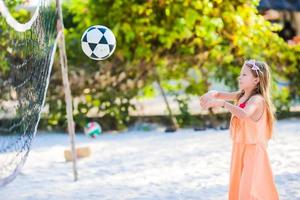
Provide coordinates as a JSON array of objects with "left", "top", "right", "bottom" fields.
[{"left": 0, "top": 0, "right": 41, "bottom": 32}]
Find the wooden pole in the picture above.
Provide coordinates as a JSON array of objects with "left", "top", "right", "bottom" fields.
[{"left": 56, "top": 0, "right": 78, "bottom": 181}]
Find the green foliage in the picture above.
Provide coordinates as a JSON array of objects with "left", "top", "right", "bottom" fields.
[
  {"left": 0, "top": 0, "right": 31, "bottom": 74},
  {"left": 175, "top": 95, "right": 193, "bottom": 127},
  {"left": 273, "top": 87, "right": 291, "bottom": 113},
  {"left": 49, "top": 0, "right": 299, "bottom": 129}
]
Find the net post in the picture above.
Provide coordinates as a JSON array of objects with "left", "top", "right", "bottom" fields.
[{"left": 56, "top": 0, "right": 78, "bottom": 181}]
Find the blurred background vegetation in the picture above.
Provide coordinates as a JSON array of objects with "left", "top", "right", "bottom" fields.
[{"left": 1, "top": 0, "right": 300, "bottom": 131}]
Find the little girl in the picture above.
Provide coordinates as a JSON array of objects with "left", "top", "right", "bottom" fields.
[{"left": 200, "top": 60, "right": 279, "bottom": 200}]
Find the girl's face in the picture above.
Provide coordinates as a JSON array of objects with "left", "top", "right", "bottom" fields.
[{"left": 238, "top": 64, "right": 259, "bottom": 90}]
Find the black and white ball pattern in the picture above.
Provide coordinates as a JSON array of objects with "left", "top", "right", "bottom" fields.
[{"left": 81, "top": 25, "right": 116, "bottom": 60}]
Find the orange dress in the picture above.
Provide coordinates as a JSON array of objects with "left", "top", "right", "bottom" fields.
[{"left": 229, "top": 101, "right": 279, "bottom": 200}]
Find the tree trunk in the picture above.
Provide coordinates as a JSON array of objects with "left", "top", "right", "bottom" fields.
[{"left": 153, "top": 67, "right": 179, "bottom": 131}]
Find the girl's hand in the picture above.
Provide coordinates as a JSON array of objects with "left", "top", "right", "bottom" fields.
[
  {"left": 205, "top": 90, "right": 218, "bottom": 98},
  {"left": 199, "top": 90, "right": 218, "bottom": 107},
  {"left": 200, "top": 96, "right": 224, "bottom": 109}
]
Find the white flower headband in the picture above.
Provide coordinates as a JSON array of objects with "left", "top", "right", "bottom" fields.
[{"left": 245, "top": 59, "right": 262, "bottom": 76}]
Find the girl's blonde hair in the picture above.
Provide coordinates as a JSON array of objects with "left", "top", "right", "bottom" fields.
[{"left": 237, "top": 60, "right": 276, "bottom": 139}]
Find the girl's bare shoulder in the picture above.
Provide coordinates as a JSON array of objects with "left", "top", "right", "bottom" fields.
[{"left": 248, "top": 94, "right": 265, "bottom": 108}]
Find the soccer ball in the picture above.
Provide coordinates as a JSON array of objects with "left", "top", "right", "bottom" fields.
[
  {"left": 81, "top": 25, "right": 116, "bottom": 60},
  {"left": 84, "top": 122, "right": 102, "bottom": 138}
]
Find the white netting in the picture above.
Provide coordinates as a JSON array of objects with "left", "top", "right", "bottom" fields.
[{"left": 0, "top": 0, "right": 58, "bottom": 186}]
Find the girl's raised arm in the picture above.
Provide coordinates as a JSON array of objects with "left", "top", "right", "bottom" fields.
[{"left": 214, "top": 91, "right": 240, "bottom": 101}]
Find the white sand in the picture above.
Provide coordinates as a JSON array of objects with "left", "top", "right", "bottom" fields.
[{"left": 0, "top": 118, "right": 300, "bottom": 200}]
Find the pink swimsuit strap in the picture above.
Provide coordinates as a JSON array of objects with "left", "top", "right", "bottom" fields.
[{"left": 239, "top": 102, "right": 246, "bottom": 108}]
